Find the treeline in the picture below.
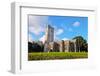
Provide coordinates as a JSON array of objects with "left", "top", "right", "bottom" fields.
[
  {"left": 28, "top": 36, "right": 88, "bottom": 53},
  {"left": 28, "top": 41, "right": 44, "bottom": 53}
]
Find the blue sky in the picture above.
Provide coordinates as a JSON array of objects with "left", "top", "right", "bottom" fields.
[{"left": 28, "top": 15, "right": 88, "bottom": 43}]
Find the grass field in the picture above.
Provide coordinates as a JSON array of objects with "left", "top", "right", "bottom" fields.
[{"left": 28, "top": 52, "right": 88, "bottom": 61}]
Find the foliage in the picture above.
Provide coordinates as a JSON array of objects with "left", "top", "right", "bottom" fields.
[
  {"left": 28, "top": 36, "right": 88, "bottom": 53},
  {"left": 28, "top": 41, "right": 44, "bottom": 52},
  {"left": 73, "top": 36, "right": 88, "bottom": 52},
  {"left": 28, "top": 52, "right": 88, "bottom": 60}
]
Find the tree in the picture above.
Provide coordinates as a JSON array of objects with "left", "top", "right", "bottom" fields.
[
  {"left": 28, "top": 41, "right": 44, "bottom": 53},
  {"left": 73, "top": 36, "right": 88, "bottom": 52},
  {"left": 28, "top": 42, "right": 33, "bottom": 52}
]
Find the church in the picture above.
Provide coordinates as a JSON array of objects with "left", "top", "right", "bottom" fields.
[{"left": 44, "top": 25, "right": 78, "bottom": 52}]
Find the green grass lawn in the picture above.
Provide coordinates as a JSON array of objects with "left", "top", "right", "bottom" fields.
[{"left": 28, "top": 52, "right": 88, "bottom": 61}]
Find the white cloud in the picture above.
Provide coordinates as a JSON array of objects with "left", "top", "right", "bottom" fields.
[
  {"left": 39, "top": 35, "right": 45, "bottom": 43},
  {"left": 28, "top": 34, "right": 33, "bottom": 42},
  {"left": 62, "top": 38, "right": 69, "bottom": 40},
  {"left": 29, "top": 15, "right": 48, "bottom": 35},
  {"left": 73, "top": 21, "right": 80, "bottom": 27},
  {"left": 54, "top": 28, "right": 64, "bottom": 40},
  {"left": 54, "top": 35, "right": 59, "bottom": 41},
  {"left": 56, "top": 29, "right": 64, "bottom": 35}
]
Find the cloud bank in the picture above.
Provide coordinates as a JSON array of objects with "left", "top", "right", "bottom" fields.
[
  {"left": 56, "top": 29, "right": 64, "bottom": 35},
  {"left": 29, "top": 15, "right": 48, "bottom": 35},
  {"left": 73, "top": 21, "right": 80, "bottom": 27},
  {"left": 39, "top": 35, "right": 45, "bottom": 43}
]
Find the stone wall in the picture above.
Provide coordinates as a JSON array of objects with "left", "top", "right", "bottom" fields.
[{"left": 45, "top": 40, "right": 77, "bottom": 52}]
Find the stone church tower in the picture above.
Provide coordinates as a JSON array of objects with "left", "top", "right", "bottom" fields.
[
  {"left": 45, "top": 25, "right": 54, "bottom": 42},
  {"left": 44, "top": 25, "right": 54, "bottom": 52}
]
